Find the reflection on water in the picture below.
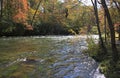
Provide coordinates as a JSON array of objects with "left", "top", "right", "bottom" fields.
[{"left": 0, "top": 35, "right": 105, "bottom": 78}]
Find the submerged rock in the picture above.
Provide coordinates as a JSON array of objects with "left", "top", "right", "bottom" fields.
[{"left": 26, "top": 58, "right": 37, "bottom": 63}]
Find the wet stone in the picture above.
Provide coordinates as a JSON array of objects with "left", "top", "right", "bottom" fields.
[{"left": 26, "top": 58, "right": 37, "bottom": 62}]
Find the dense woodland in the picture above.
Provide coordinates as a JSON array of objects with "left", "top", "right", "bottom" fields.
[
  {"left": 0, "top": 0, "right": 119, "bottom": 36},
  {"left": 0, "top": 0, "right": 97, "bottom": 36},
  {"left": 0, "top": 0, "right": 120, "bottom": 78}
]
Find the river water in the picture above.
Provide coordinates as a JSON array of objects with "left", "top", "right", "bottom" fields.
[{"left": 0, "top": 35, "right": 105, "bottom": 78}]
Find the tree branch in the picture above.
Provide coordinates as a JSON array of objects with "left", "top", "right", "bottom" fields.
[
  {"left": 113, "top": 0, "right": 120, "bottom": 11},
  {"left": 91, "top": 0, "right": 95, "bottom": 7},
  {"left": 97, "top": 0, "right": 102, "bottom": 4},
  {"left": 31, "top": 0, "right": 42, "bottom": 26}
]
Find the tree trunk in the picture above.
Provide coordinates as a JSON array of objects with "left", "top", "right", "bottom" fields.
[
  {"left": 31, "top": 0, "right": 42, "bottom": 26},
  {"left": 0, "top": 0, "right": 3, "bottom": 21},
  {"left": 104, "top": 12, "right": 107, "bottom": 43},
  {"left": 91, "top": 0, "right": 107, "bottom": 54},
  {"left": 101, "top": 0, "right": 119, "bottom": 62},
  {"left": 118, "top": 25, "right": 120, "bottom": 41}
]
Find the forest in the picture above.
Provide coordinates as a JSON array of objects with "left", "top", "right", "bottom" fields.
[
  {"left": 0, "top": 0, "right": 120, "bottom": 78},
  {"left": 0, "top": 0, "right": 97, "bottom": 36},
  {"left": 0, "top": 0, "right": 119, "bottom": 36}
]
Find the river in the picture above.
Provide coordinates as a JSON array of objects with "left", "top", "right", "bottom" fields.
[{"left": 0, "top": 35, "right": 105, "bottom": 78}]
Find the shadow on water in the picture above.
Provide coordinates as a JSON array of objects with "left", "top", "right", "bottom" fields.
[{"left": 0, "top": 35, "right": 105, "bottom": 78}]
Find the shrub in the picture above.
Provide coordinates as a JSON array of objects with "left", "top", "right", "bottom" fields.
[
  {"left": 33, "top": 22, "right": 69, "bottom": 35},
  {"left": 0, "top": 21, "right": 25, "bottom": 36}
]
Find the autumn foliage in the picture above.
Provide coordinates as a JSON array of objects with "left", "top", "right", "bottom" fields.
[{"left": 11, "top": 0, "right": 33, "bottom": 30}]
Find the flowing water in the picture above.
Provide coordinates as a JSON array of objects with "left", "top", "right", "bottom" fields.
[{"left": 0, "top": 35, "right": 105, "bottom": 78}]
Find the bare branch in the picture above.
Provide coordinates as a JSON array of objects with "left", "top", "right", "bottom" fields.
[
  {"left": 91, "top": 0, "right": 95, "bottom": 6},
  {"left": 113, "top": 0, "right": 120, "bottom": 11},
  {"left": 31, "top": 0, "right": 42, "bottom": 26},
  {"left": 97, "top": 0, "right": 102, "bottom": 4}
]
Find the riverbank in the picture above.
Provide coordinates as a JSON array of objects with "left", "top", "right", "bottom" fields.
[{"left": 84, "top": 37, "right": 120, "bottom": 78}]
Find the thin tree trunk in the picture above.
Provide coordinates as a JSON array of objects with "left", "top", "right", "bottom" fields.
[
  {"left": 104, "top": 12, "right": 107, "bottom": 43},
  {"left": 118, "top": 25, "right": 120, "bottom": 41},
  {"left": 31, "top": 0, "right": 42, "bottom": 26},
  {"left": 7, "top": 0, "right": 11, "bottom": 20},
  {"left": 91, "top": 0, "right": 107, "bottom": 54},
  {"left": 0, "top": 0, "right": 3, "bottom": 20},
  {"left": 101, "top": 0, "right": 119, "bottom": 62}
]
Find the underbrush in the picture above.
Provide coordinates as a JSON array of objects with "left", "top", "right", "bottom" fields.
[
  {"left": 84, "top": 38, "right": 120, "bottom": 78},
  {"left": 0, "top": 21, "right": 25, "bottom": 36}
]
